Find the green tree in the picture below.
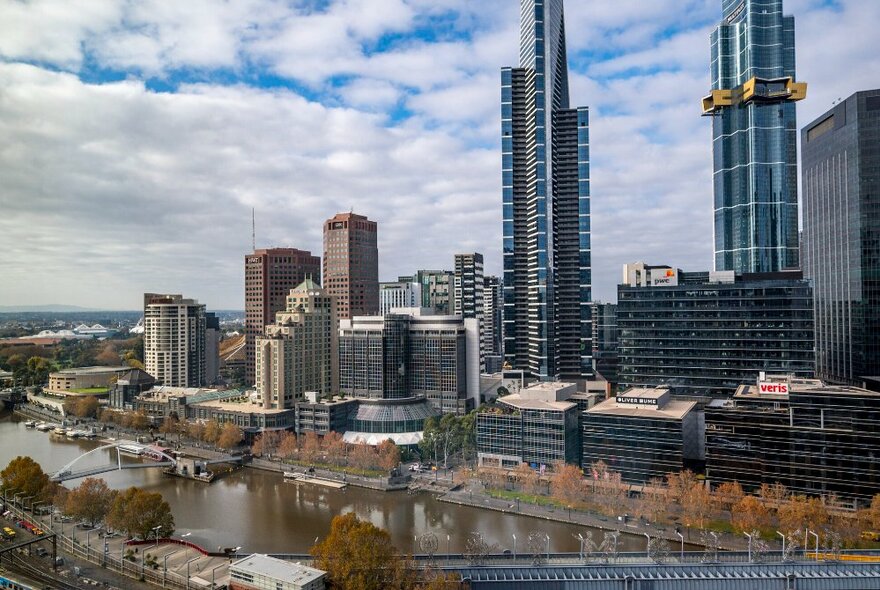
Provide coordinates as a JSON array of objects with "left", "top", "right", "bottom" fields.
[
  {"left": 311, "top": 513, "right": 407, "bottom": 590},
  {"left": 419, "top": 417, "right": 439, "bottom": 463},
  {"left": 25, "top": 356, "right": 54, "bottom": 386},
  {"left": 0, "top": 456, "right": 57, "bottom": 503},
  {"left": 107, "top": 487, "right": 175, "bottom": 539},
  {"left": 64, "top": 477, "right": 117, "bottom": 527}
]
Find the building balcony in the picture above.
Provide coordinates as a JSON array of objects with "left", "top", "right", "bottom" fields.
[{"left": 702, "top": 77, "right": 807, "bottom": 115}]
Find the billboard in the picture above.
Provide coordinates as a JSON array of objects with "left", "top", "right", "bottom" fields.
[
  {"left": 650, "top": 268, "right": 678, "bottom": 287},
  {"left": 758, "top": 381, "right": 789, "bottom": 394}
]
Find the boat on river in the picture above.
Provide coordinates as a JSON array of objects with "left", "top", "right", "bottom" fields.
[
  {"left": 52, "top": 427, "right": 68, "bottom": 436},
  {"left": 24, "top": 420, "right": 36, "bottom": 428},
  {"left": 117, "top": 442, "right": 146, "bottom": 457},
  {"left": 35, "top": 422, "right": 52, "bottom": 432}
]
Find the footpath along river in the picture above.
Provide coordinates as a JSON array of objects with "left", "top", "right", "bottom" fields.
[{"left": 0, "top": 410, "right": 653, "bottom": 554}]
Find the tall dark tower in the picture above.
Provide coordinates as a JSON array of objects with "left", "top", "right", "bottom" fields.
[
  {"left": 703, "top": 0, "right": 807, "bottom": 273},
  {"left": 502, "top": 0, "right": 592, "bottom": 381}
]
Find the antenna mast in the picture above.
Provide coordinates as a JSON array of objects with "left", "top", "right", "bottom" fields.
[{"left": 252, "top": 208, "right": 256, "bottom": 252}]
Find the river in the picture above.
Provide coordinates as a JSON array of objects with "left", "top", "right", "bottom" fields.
[{"left": 0, "top": 410, "right": 651, "bottom": 554}]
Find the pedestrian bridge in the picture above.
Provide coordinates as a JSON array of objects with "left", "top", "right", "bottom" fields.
[{"left": 50, "top": 441, "right": 177, "bottom": 482}]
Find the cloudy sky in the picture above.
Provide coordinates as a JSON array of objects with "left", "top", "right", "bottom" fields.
[{"left": 0, "top": 0, "right": 876, "bottom": 310}]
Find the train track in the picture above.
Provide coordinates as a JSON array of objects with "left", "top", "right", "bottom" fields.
[{"left": 5, "top": 552, "right": 81, "bottom": 590}]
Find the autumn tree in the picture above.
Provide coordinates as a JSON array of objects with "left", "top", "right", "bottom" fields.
[
  {"left": 64, "top": 477, "right": 117, "bottom": 527},
  {"left": 323, "top": 431, "right": 347, "bottom": 466},
  {"left": 217, "top": 422, "right": 243, "bottom": 450},
  {"left": 665, "top": 470, "right": 700, "bottom": 506},
  {"left": 865, "top": 494, "right": 880, "bottom": 531},
  {"left": 75, "top": 396, "right": 101, "bottom": 419},
  {"left": 680, "top": 481, "right": 712, "bottom": 529},
  {"left": 301, "top": 432, "right": 321, "bottom": 464},
  {"left": 634, "top": 478, "right": 668, "bottom": 522},
  {"left": 187, "top": 421, "right": 206, "bottom": 441},
  {"left": 203, "top": 419, "right": 222, "bottom": 444},
  {"left": 377, "top": 439, "right": 401, "bottom": 472},
  {"left": 311, "top": 512, "right": 407, "bottom": 590},
  {"left": 277, "top": 432, "right": 299, "bottom": 460},
  {"left": 758, "top": 482, "right": 789, "bottom": 510},
  {"left": 778, "top": 494, "right": 829, "bottom": 534},
  {"left": 731, "top": 495, "right": 772, "bottom": 533},
  {"left": 158, "top": 416, "right": 180, "bottom": 436},
  {"left": 129, "top": 411, "right": 151, "bottom": 431},
  {"left": 713, "top": 481, "right": 745, "bottom": 514},
  {"left": 350, "top": 442, "right": 378, "bottom": 471},
  {"left": 107, "top": 487, "right": 175, "bottom": 539},
  {"left": 1, "top": 456, "right": 57, "bottom": 503},
  {"left": 514, "top": 463, "right": 540, "bottom": 496},
  {"left": 550, "top": 462, "right": 584, "bottom": 505}
]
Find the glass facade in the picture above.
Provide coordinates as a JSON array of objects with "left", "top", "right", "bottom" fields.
[
  {"left": 708, "top": 0, "right": 802, "bottom": 273},
  {"left": 476, "top": 401, "right": 580, "bottom": 467},
  {"left": 590, "top": 302, "right": 618, "bottom": 386},
  {"left": 617, "top": 271, "right": 814, "bottom": 397},
  {"left": 502, "top": 0, "right": 592, "bottom": 381},
  {"left": 347, "top": 397, "right": 438, "bottom": 435},
  {"left": 706, "top": 383, "right": 880, "bottom": 502},
  {"left": 802, "top": 90, "right": 880, "bottom": 385}
]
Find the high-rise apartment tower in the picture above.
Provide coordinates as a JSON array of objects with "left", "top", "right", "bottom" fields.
[
  {"left": 454, "top": 253, "right": 485, "bottom": 372},
  {"left": 143, "top": 293, "right": 206, "bottom": 387},
  {"left": 244, "top": 248, "right": 321, "bottom": 384},
  {"left": 323, "top": 212, "right": 379, "bottom": 320},
  {"left": 502, "top": 0, "right": 592, "bottom": 380},
  {"left": 703, "top": 0, "right": 807, "bottom": 273}
]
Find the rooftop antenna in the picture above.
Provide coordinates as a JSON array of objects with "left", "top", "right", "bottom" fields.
[{"left": 252, "top": 208, "right": 256, "bottom": 252}]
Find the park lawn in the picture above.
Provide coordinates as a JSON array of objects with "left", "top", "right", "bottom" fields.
[
  {"left": 486, "top": 488, "right": 567, "bottom": 509},
  {"left": 281, "top": 458, "right": 385, "bottom": 479},
  {"left": 69, "top": 387, "right": 109, "bottom": 394}
]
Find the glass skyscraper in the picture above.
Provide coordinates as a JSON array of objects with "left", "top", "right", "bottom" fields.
[
  {"left": 802, "top": 90, "right": 880, "bottom": 385},
  {"left": 703, "top": 0, "right": 807, "bottom": 273},
  {"left": 502, "top": 0, "right": 592, "bottom": 380}
]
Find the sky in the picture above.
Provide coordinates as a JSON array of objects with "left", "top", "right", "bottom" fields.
[{"left": 0, "top": 0, "right": 877, "bottom": 311}]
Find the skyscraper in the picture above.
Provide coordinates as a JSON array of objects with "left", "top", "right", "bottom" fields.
[
  {"left": 399, "top": 270, "right": 454, "bottom": 314},
  {"left": 323, "top": 212, "right": 379, "bottom": 320},
  {"left": 454, "top": 253, "right": 485, "bottom": 371},
  {"left": 703, "top": 0, "right": 807, "bottom": 273},
  {"left": 143, "top": 293, "right": 206, "bottom": 387},
  {"left": 244, "top": 248, "right": 321, "bottom": 385},
  {"left": 255, "top": 279, "right": 338, "bottom": 409},
  {"left": 502, "top": 0, "right": 592, "bottom": 381},
  {"left": 802, "top": 89, "right": 880, "bottom": 385},
  {"left": 483, "top": 275, "right": 503, "bottom": 357}
]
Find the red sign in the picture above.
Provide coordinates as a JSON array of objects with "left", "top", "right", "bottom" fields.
[{"left": 759, "top": 382, "right": 788, "bottom": 394}]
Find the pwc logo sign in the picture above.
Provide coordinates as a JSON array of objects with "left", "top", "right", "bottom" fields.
[
  {"left": 651, "top": 269, "right": 678, "bottom": 287},
  {"left": 758, "top": 382, "right": 789, "bottom": 394}
]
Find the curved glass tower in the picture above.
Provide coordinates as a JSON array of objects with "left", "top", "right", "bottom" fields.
[
  {"left": 703, "top": 0, "right": 807, "bottom": 273},
  {"left": 502, "top": 0, "right": 592, "bottom": 380}
]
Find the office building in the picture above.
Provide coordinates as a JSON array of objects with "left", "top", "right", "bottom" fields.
[
  {"left": 802, "top": 89, "right": 880, "bottom": 385},
  {"left": 245, "top": 248, "right": 321, "bottom": 384},
  {"left": 379, "top": 280, "right": 421, "bottom": 315},
  {"left": 255, "top": 279, "right": 338, "bottom": 410},
  {"left": 582, "top": 386, "right": 702, "bottom": 484},
  {"left": 109, "top": 369, "right": 156, "bottom": 409},
  {"left": 143, "top": 293, "right": 207, "bottom": 387},
  {"left": 339, "top": 308, "right": 478, "bottom": 414},
  {"left": 617, "top": 263, "right": 814, "bottom": 397},
  {"left": 706, "top": 374, "right": 880, "bottom": 502},
  {"left": 205, "top": 312, "right": 220, "bottom": 385},
  {"left": 476, "top": 382, "right": 581, "bottom": 469},
  {"left": 502, "top": 0, "right": 592, "bottom": 381},
  {"left": 399, "top": 270, "right": 455, "bottom": 314},
  {"left": 454, "top": 253, "right": 485, "bottom": 371},
  {"left": 230, "top": 554, "right": 326, "bottom": 590},
  {"left": 483, "top": 275, "right": 503, "bottom": 373},
  {"left": 323, "top": 212, "right": 379, "bottom": 319},
  {"left": 703, "top": 0, "right": 807, "bottom": 273},
  {"left": 294, "top": 391, "right": 358, "bottom": 436},
  {"left": 591, "top": 302, "right": 618, "bottom": 386}
]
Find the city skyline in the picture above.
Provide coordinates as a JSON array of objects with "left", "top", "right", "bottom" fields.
[{"left": 1, "top": 0, "right": 877, "bottom": 310}]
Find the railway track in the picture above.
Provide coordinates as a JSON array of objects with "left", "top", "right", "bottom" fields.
[{"left": 5, "top": 552, "right": 80, "bottom": 590}]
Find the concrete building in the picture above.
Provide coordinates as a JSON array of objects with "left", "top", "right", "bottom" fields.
[
  {"left": 502, "top": 0, "right": 592, "bottom": 381},
  {"left": 47, "top": 366, "right": 132, "bottom": 396},
  {"left": 617, "top": 263, "right": 814, "bottom": 397},
  {"left": 229, "top": 554, "right": 325, "bottom": 590},
  {"left": 109, "top": 369, "right": 155, "bottom": 409},
  {"left": 476, "top": 382, "right": 581, "bottom": 469},
  {"left": 379, "top": 280, "right": 421, "bottom": 315},
  {"left": 255, "top": 279, "right": 338, "bottom": 410},
  {"left": 582, "top": 386, "right": 702, "bottom": 484},
  {"left": 143, "top": 293, "right": 207, "bottom": 387},
  {"left": 205, "top": 312, "right": 220, "bottom": 386},
  {"left": 703, "top": 0, "right": 806, "bottom": 273},
  {"left": 323, "top": 212, "right": 379, "bottom": 319},
  {"left": 454, "top": 253, "right": 485, "bottom": 372},
  {"left": 187, "top": 399, "right": 296, "bottom": 439},
  {"left": 706, "top": 374, "right": 880, "bottom": 502},
  {"left": 244, "top": 248, "right": 321, "bottom": 385},
  {"left": 399, "top": 270, "right": 455, "bottom": 315},
  {"left": 802, "top": 89, "right": 880, "bottom": 385},
  {"left": 339, "top": 308, "right": 479, "bottom": 414},
  {"left": 133, "top": 386, "right": 241, "bottom": 421},
  {"left": 294, "top": 391, "right": 358, "bottom": 436}
]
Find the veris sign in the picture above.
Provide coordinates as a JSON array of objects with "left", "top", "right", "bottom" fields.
[{"left": 758, "top": 381, "right": 789, "bottom": 394}]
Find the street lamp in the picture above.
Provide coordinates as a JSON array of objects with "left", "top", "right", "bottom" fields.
[
  {"left": 675, "top": 531, "right": 684, "bottom": 562},
  {"left": 180, "top": 532, "right": 192, "bottom": 561},
  {"left": 744, "top": 532, "right": 753, "bottom": 562},
  {"left": 86, "top": 529, "right": 97, "bottom": 555},
  {"left": 776, "top": 531, "right": 786, "bottom": 559},
  {"left": 512, "top": 534, "right": 517, "bottom": 560},
  {"left": 184, "top": 556, "right": 200, "bottom": 590},
  {"left": 162, "top": 548, "right": 183, "bottom": 589},
  {"left": 210, "top": 563, "right": 224, "bottom": 589},
  {"left": 545, "top": 533, "right": 550, "bottom": 561},
  {"left": 153, "top": 525, "right": 162, "bottom": 547},
  {"left": 808, "top": 530, "right": 820, "bottom": 560},
  {"left": 446, "top": 534, "right": 450, "bottom": 564},
  {"left": 576, "top": 533, "right": 585, "bottom": 560}
]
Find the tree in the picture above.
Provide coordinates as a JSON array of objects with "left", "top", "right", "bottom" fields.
[
  {"left": 158, "top": 416, "right": 180, "bottom": 436},
  {"left": 277, "top": 432, "right": 299, "bottom": 460},
  {"left": 107, "top": 487, "right": 175, "bottom": 540},
  {"left": 64, "top": 478, "right": 117, "bottom": 527},
  {"left": 635, "top": 478, "right": 668, "bottom": 522},
  {"left": 65, "top": 396, "right": 100, "bottom": 418},
  {"left": 323, "top": 431, "right": 347, "bottom": 466},
  {"left": 377, "top": 439, "right": 401, "bottom": 472},
  {"left": 665, "top": 470, "right": 700, "bottom": 506},
  {"left": 865, "top": 494, "right": 880, "bottom": 531},
  {"left": 350, "top": 442, "right": 377, "bottom": 471},
  {"left": 713, "top": 481, "right": 745, "bottom": 514},
  {"left": 311, "top": 512, "right": 406, "bottom": 590},
  {"left": 129, "top": 411, "right": 151, "bottom": 431},
  {"left": 514, "top": 463, "right": 540, "bottom": 496},
  {"left": 778, "top": 495, "right": 828, "bottom": 534},
  {"left": 251, "top": 434, "right": 265, "bottom": 457},
  {"left": 731, "top": 495, "right": 772, "bottom": 533},
  {"left": 203, "top": 419, "right": 222, "bottom": 444},
  {"left": 217, "top": 422, "right": 243, "bottom": 450},
  {"left": 419, "top": 417, "right": 439, "bottom": 464},
  {"left": 681, "top": 481, "right": 712, "bottom": 529},
  {"left": 301, "top": 432, "right": 321, "bottom": 464},
  {"left": 758, "top": 482, "right": 789, "bottom": 509},
  {"left": 1, "top": 456, "right": 56, "bottom": 503},
  {"left": 186, "top": 420, "right": 206, "bottom": 441},
  {"left": 550, "top": 462, "right": 584, "bottom": 505}
]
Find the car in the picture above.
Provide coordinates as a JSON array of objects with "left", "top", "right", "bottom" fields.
[
  {"left": 2, "top": 527, "right": 15, "bottom": 540},
  {"left": 35, "top": 547, "right": 48, "bottom": 557}
]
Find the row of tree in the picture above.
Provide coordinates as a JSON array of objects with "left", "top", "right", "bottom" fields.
[
  {"left": 1, "top": 457, "right": 174, "bottom": 540},
  {"left": 0, "top": 336, "right": 145, "bottom": 385},
  {"left": 252, "top": 431, "right": 401, "bottom": 473},
  {"left": 418, "top": 413, "right": 476, "bottom": 467}
]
